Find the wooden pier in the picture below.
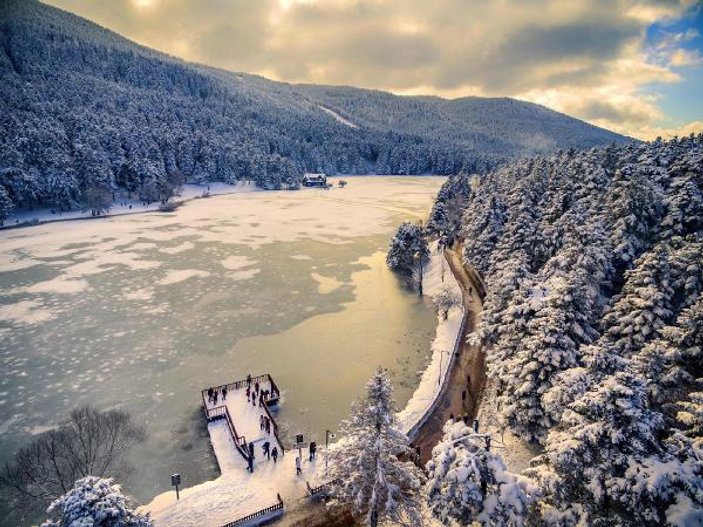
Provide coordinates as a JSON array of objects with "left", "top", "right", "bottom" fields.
[{"left": 202, "top": 373, "right": 285, "bottom": 464}]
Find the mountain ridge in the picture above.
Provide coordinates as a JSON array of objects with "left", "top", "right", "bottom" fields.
[{"left": 0, "top": 0, "right": 630, "bottom": 214}]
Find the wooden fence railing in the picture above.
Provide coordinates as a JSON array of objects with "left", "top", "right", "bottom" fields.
[
  {"left": 221, "top": 496, "right": 284, "bottom": 527},
  {"left": 202, "top": 374, "right": 280, "bottom": 406}
]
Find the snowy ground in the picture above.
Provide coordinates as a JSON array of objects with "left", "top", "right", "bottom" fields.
[
  {"left": 473, "top": 378, "right": 542, "bottom": 473},
  {"left": 2, "top": 181, "right": 258, "bottom": 228},
  {"left": 397, "top": 243, "right": 464, "bottom": 435}
]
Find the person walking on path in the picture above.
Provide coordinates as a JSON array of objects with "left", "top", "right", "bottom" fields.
[
  {"left": 255, "top": 381, "right": 260, "bottom": 395},
  {"left": 249, "top": 441, "right": 255, "bottom": 460},
  {"left": 251, "top": 392, "right": 257, "bottom": 406},
  {"left": 260, "top": 415, "right": 265, "bottom": 430},
  {"left": 222, "top": 386, "right": 227, "bottom": 401},
  {"left": 272, "top": 446, "right": 279, "bottom": 463},
  {"left": 309, "top": 441, "right": 317, "bottom": 461},
  {"left": 247, "top": 373, "right": 252, "bottom": 387},
  {"left": 295, "top": 455, "right": 302, "bottom": 476},
  {"left": 247, "top": 455, "right": 254, "bottom": 473},
  {"left": 265, "top": 417, "right": 271, "bottom": 434},
  {"left": 263, "top": 441, "right": 271, "bottom": 460}
]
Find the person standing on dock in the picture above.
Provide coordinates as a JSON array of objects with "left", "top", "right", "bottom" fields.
[
  {"left": 295, "top": 455, "right": 302, "bottom": 476},
  {"left": 207, "top": 387, "right": 213, "bottom": 402},
  {"left": 272, "top": 447, "right": 279, "bottom": 463},
  {"left": 213, "top": 390, "right": 218, "bottom": 405}
]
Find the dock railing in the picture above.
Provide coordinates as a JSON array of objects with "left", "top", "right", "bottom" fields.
[{"left": 221, "top": 495, "right": 284, "bottom": 527}]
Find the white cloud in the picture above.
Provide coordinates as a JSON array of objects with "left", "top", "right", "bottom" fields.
[{"left": 46, "top": 0, "right": 701, "bottom": 139}]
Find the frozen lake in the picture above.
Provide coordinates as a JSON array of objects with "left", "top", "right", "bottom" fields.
[{"left": 0, "top": 176, "right": 443, "bottom": 510}]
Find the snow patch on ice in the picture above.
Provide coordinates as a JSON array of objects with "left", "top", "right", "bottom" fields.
[
  {"left": 158, "top": 269, "right": 211, "bottom": 285},
  {"left": 26, "top": 276, "right": 89, "bottom": 294},
  {"left": 310, "top": 272, "right": 343, "bottom": 294},
  {"left": 0, "top": 299, "right": 54, "bottom": 325},
  {"left": 221, "top": 255, "right": 257, "bottom": 271}
]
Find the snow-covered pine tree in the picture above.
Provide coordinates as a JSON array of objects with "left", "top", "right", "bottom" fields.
[
  {"left": 601, "top": 244, "right": 674, "bottom": 358},
  {"left": 604, "top": 161, "right": 663, "bottom": 273},
  {"left": 425, "top": 420, "right": 535, "bottom": 526},
  {"left": 41, "top": 476, "right": 153, "bottom": 527},
  {"left": 660, "top": 148, "right": 703, "bottom": 238},
  {"left": 329, "top": 368, "right": 425, "bottom": 527},
  {"left": 386, "top": 222, "right": 429, "bottom": 278},
  {"left": 499, "top": 262, "right": 601, "bottom": 443},
  {"left": 528, "top": 363, "right": 703, "bottom": 526},
  {"left": 0, "top": 186, "right": 13, "bottom": 225}
]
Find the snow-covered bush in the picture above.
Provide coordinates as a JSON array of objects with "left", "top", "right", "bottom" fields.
[
  {"left": 386, "top": 222, "right": 429, "bottom": 278},
  {"left": 41, "top": 476, "right": 153, "bottom": 527},
  {"left": 425, "top": 420, "right": 536, "bottom": 526}
]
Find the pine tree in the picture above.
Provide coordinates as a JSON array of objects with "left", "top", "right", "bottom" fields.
[
  {"left": 602, "top": 245, "right": 674, "bottom": 358},
  {"left": 386, "top": 222, "right": 429, "bottom": 280},
  {"left": 0, "top": 186, "right": 13, "bottom": 225},
  {"left": 425, "top": 420, "right": 535, "bottom": 526},
  {"left": 329, "top": 369, "right": 425, "bottom": 527},
  {"left": 528, "top": 362, "right": 703, "bottom": 526},
  {"left": 41, "top": 476, "right": 153, "bottom": 527}
]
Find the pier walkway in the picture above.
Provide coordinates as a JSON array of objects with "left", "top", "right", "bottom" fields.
[{"left": 202, "top": 374, "right": 285, "bottom": 468}]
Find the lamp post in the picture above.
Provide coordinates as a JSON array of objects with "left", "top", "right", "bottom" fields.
[
  {"left": 325, "top": 429, "right": 335, "bottom": 477},
  {"left": 170, "top": 474, "right": 181, "bottom": 501}
]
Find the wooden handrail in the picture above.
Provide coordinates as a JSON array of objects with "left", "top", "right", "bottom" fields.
[{"left": 221, "top": 497, "right": 284, "bottom": 527}]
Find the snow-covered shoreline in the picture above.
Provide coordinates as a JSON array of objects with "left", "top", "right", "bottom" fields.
[
  {"left": 397, "top": 242, "right": 464, "bottom": 436},
  {"left": 1, "top": 182, "right": 259, "bottom": 230}
]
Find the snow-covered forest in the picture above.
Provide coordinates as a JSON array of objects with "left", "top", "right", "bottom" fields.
[
  {"left": 427, "top": 134, "right": 703, "bottom": 525},
  {"left": 0, "top": 0, "right": 626, "bottom": 217}
]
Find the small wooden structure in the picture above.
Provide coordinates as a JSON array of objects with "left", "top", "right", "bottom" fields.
[{"left": 302, "top": 173, "right": 327, "bottom": 187}]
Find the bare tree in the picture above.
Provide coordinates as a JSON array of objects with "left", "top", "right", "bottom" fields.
[
  {"left": 434, "top": 284, "right": 461, "bottom": 320},
  {"left": 1, "top": 406, "right": 146, "bottom": 512}
]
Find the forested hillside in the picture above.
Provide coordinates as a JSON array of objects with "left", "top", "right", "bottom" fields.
[
  {"left": 0, "top": 0, "right": 627, "bottom": 217},
  {"left": 428, "top": 135, "right": 703, "bottom": 524}
]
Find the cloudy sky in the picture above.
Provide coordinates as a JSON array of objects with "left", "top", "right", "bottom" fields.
[{"left": 46, "top": 0, "right": 703, "bottom": 140}]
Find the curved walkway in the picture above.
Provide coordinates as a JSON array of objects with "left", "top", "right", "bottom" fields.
[{"left": 413, "top": 243, "right": 486, "bottom": 464}]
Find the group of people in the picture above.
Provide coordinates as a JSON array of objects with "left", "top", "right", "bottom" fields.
[
  {"left": 206, "top": 385, "right": 227, "bottom": 405},
  {"left": 246, "top": 440, "right": 280, "bottom": 472},
  {"left": 245, "top": 374, "right": 280, "bottom": 408},
  {"left": 259, "top": 414, "right": 273, "bottom": 434},
  {"left": 295, "top": 442, "right": 317, "bottom": 476}
]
